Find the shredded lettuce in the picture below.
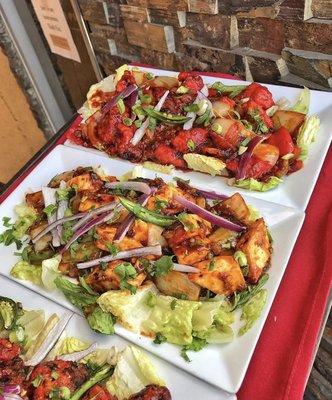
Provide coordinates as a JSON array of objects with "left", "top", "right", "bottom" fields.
[
  {"left": 291, "top": 87, "right": 310, "bottom": 114},
  {"left": 41, "top": 255, "right": 61, "bottom": 290},
  {"left": 143, "top": 162, "right": 174, "bottom": 175},
  {"left": 106, "top": 345, "right": 165, "bottom": 400},
  {"left": 115, "top": 64, "right": 129, "bottom": 83},
  {"left": 142, "top": 295, "right": 199, "bottom": 345},
  {"left": 238, "top": 289, "right": 267, "bottom": 336},
  {"left": 13, "top": 204, "right": 38, "bottom": 238},
  {"left": 296, "top": 115, "right": 320, "bottom": 161},
  {"left": 16, "top": 309, "right": 45, "bottom": 352},
  {"left": 11, "top": 261, "right": 42, "bottom": 285},
  {"left": 248, "top": 205, "right": 260, "bottom": 221},
  {"left": 231, "top": 176, "right": 282, "bottom": 192},
  {"left": 192, "top": 301, "right": 221, "bottom": 332},
  {"left": 86, "top": 306, "right": 115, "bottom": 335},
  {"left": 195, "top": 325, "right": 234, "bottom": 344},
  {"left": 184, "top": 153, "right": 226, "bottom": 176},
  {"left": 54, "top": 276, "right": 98, "bottom": 309}
]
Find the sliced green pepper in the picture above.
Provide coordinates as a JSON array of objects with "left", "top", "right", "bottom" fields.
[
  {"left": 0, "top": 296, "right": 19, "bottom": 330},
  {"left": 211, "top": 82, "right": 247, "bottom": 98},
  {"left": 144, "top": 108, "right": 191, "bottom": 124},
  {"left": 69, "top": 365, "right": 113, "bottom": 400},
  {"left": 119, "top": 197, "right": 176, "bottom": 227}
]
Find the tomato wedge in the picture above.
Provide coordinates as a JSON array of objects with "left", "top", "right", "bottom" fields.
[{"left": 266, "top": 127, "right": 294, "bottom": 157}]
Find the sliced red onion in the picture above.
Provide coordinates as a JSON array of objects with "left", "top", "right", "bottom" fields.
[
  {"left": 114, "top": 193, "right": 151, "bottom": 241},
  {"left": 42, "top": 187, "right": 61, "bottom": 247},
  {"left": 173, "top": 263, "right": 200, "bottom": 273},
  {"left": 131, "top": 90, "right": 170, "bottom": 145},
  {"left": 154, "top": 90, "right": 169, "bottom": 111},
  {"left": 57, "top": 342, "right": 98, "bottom": 362},
  {"left": 71, "top": 201, "right": 118, "bottom": 232},
  {"left": 77, "top": 245, "right": 162, "bottom": 269},
  {"left": 105, "top": 181, "right": 151, "bottom": 195},
  {"left": 236, "top": 135, "right": 269, "bottom": 180},
  {"left": 3, "top": 394, "right": 23, "bottom": 400},
  {"left": 60, "top": 206, "right": 121, "bottom": 254},
  {"left": 125, "top": 89, "right": 138, "bottom": 108},
  {"left": 183, "top": 85, "right": 209, "bottom": 130},
  {"left": 173, "top": 195, "right": 245, "bottom": 232},
  {"left": 56, "top": 181, "right": 68, "bottom": 244},
  {"left": 100, "top": 84, "right": 137, "bottom": 116},
  {"left": 31, "top": 213, "right": 86, "bottom": 244},
  {"left": 195, "top": 188, "right": 228, "bottom": 201},
  {"left": 25, "top": 312, "right": 73, "bottom": 366},
  {"left": 1, "top": 386, "right": 20, "bottom": 396}
]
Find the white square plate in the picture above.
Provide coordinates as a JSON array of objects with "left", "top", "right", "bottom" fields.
[
  {"left": 68, "top": 66, "right": 332, "bottom": 211},
  {"left": 0, "top": 275, "right": 233, "bottom": 400},
  {"left": 0, "top": 145, "right": 305, "bottom": 393}
]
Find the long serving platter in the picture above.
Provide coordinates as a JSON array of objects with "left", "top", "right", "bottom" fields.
[
  {"left": 65, "top": 66, "right": 332, "bottom": 211},
  {"left": 0, "top": 144, "right": 305, "bottom": 393},
  {"left": 0, "top": 275, "right": 232, "bottom": 400}
]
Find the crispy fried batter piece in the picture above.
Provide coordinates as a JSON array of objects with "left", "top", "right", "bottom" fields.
[
  {"left": 189, "top": 255, "right": 246, "bottom": 295},
  {"left": 236, "top": 218, "right": 271, "bottom": 283}
]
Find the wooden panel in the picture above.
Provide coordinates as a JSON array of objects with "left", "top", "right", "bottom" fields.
[
  {"left": 120, "top": 4, "right": 149, "bottom": 22},
  {"left": 123, "top": 20, "right": 175, "bottom": 53},
  {"left": 188, "top": 0, "right": 218, "bottom": 14}
]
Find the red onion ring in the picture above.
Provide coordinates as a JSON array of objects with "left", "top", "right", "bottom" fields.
[
  {"left": 236, "top": 135, "right": 269, "bottom": 180},
  {"left": 173, "top": 195, "right": 245, "bottom": 232},
  {"left": 76, "top": 245, "right": 162, "bottom": 269}
]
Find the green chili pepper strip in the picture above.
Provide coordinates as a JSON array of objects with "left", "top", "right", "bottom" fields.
[
  {"left": 69, "top": 365, "right": 112, "bottom": 400},
  {"left": 144, "top": 108, "right": 191, "bottom": 124},
  {"left": 211, "top": 82, "right": 247, "bottom": 98},
  {"left": 0, "top": 296, "right": 19, "bottom": 330},
  {"left": 119, "top": 197, "right": 176, "bottom": 227}
]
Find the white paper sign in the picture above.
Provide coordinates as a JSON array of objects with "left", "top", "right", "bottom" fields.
[{"left": 31, "top": 0, "right": 81, "bottom": 62}]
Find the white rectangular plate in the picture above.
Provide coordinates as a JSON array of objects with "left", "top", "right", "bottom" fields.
[
  {"left": 0, "top": 275, "right": 233, "bottom": 400},
  {"left": 0, "top": 145, "right": 305, "bottom": 393},
  {"left": 68, "top": 66, "right": 332, "bottom": 211}
]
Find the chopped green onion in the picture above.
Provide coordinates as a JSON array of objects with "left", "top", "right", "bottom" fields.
[
  {"left": 184, "top": 104, "right": 199, "bottom": 113},
  {"left": 176, "top": 85, "right": 189, "bottom": 94},
  {"left": 211, "top": 122, "right": 223, "bottom": 134},
  {"left": 134, "top": 120, "right": 142, "bottom": 128},
  {"left": 187, "top": 139, "right": 196, "bottom": 151},
  {"left": 123, "top": 118, "right": 133, "bottom": 126},
  {"left": 117, "top": 99, "right": 125, "bottom": 114},
  {"left": 146, "top": 72, "right": 154, "bottom": 80}
]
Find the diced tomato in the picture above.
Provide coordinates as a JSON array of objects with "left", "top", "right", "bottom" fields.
[
  {"left": 82, "top": 385, "right": 116, "bottom": 400},
  {"left": 154, "top": 145, "right": 186, "bottom": 168},
  {"left": 245, "top": 156, "right": 274, "bottom": 179},
  {"left": 226, "top": 159, "right": 239, "bottom": 173},
  {"left": 210, "top": 122, "right": 240, "bottom": 150},
  {"left": 178, "top": 72, "right": 204, "bottom": 92},
  {"left": 266, "top": 127, "right": 294, "bottom": 157},
  {"left": 236, "top": 83, "right": 274, "bottom": 110},
  {"left": 0, "top": 339, "right": 20, "bottom": 362},
  {"left": 172, "top": 128, "right": 208, "bottom": 153},
  {"left": 208, "top": 88, "right": 218, "bottom": 97},
  {"left": 253, "top": 143, "right": 280, "bottom": 166}
]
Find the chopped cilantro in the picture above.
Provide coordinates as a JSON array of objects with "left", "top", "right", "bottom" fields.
[
  {"left": 170, "top": 299, "right": 177, "bottom": 310},
  {"left": 180, "top": 337, "right": 207, "bottom": 362},
  {"left": 153, "top": 332, "right": 167, "bottom": 345},
  {"left": 105, "top": 242, "right": 119, "bottom": 256},
  {"left": 208, "top": 259, "right": 216, "bottom": 271},
  {"left": 145, "top": 292, "right": 157, "bottom": 308},
  {"left": 148, "top": 256, "right": 174, "bottom": 277},
  {"left": 100, "top": 261, "right": 108, "bottom": 270},
  {"left": 154, "top": 197, "right": 168, "bottom": 212},
  {"left": 2, "top": 217, "right": 12, "bottom": 228},
  {"left": 173, "top": 293, "right": 188, "bottom": 300},
  {"left": 115, "top": 262, "right": 137, "bottom": 294}
]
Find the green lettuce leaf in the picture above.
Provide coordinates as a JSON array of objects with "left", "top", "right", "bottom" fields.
[
  {"left": 11, "top": 261, "right": 42, "bottom": 285},
  {"left": 195, "top": 325, "right": 234, "bottom": 344},
  {"left": 54, "top": 276, "right": 98, "bottom": 309},
  {"left": 106, "top": 345, "right": 165, "bottom": 400},
  {"left": 142, "top": 295, "right": 199, "bottom": 345},
  {"left": 41, "top": 255, "right": 61, "bottom": 291},
  {"left": 238, "top": 289, "right": 267, "bottom": 336},
  {"left": 192, "top": 301, "right": 221, "bottom": 332},
  {"left": 291, "top": 87, "right": 310, "bottom": 114},
  {"left": 86, "top": 306, "right": 115, "bottom": 335},
  {"left": 231, "top": 176, "right": 282, "bottom": 192},
  {"left": 296, "top": 115, "right": 320, "bottom": 161},
  {"left": 98, "top": 284, "right": 157, "bottom": 333}
]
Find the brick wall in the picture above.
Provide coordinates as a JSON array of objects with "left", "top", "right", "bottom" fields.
[{"left": 78, "top": 0, "right": 332, "bottom": 90}]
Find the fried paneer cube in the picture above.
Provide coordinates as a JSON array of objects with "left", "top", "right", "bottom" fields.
[
  {"left": 67, "top": 173, "right": 102, "bottom": 192},
  {"left": 78, "top": 194, "right": 116, "bottom": 212},
  {"left": 154, "top": 270, "right": 201, "bottom": 301},
  {"left": 217, "top": 193, "right": 251, "bottom": 225},
  {"left": 85, "top": 260, "right": 146, "bottom": 293},
  {"left": 189, "top": 255, "right": 246, "bottom": 295},
  {"left": 95, "top": 224, "right": 143, "bottom": 251},
  {"left": 236, "top": 218, "right": 271, "bottom": 283}
]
